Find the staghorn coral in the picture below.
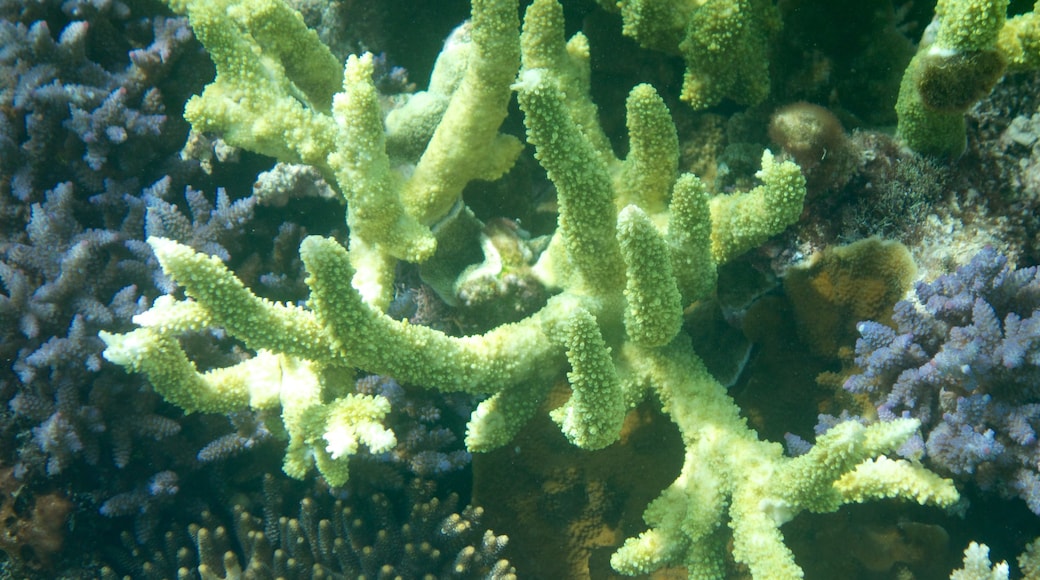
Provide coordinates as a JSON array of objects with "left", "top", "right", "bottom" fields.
[
  {"left": 98, "top": 0, "right": 963, "bottom": 577},
  {"left": 593, "top": 0, "right": 782, "bottom": 110},
  {"left": 100, "top": 475, "right": 514, "bottom": 579},
  {"left": 844, "top": 247, "right": 1040, "bottom": 513},
  {"left": 895, "top": 0, "right": 1040, "bottom": 156}
]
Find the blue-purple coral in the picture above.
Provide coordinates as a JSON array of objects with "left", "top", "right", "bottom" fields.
[
  {"left": 1, "top": 4, "right": 194, "bottom": 198},
  {"left": 844, "top": 247, "right": 1040, "bottom": 512}
]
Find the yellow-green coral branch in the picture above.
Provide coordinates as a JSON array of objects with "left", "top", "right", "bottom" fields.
[
  {"left": 604, "top": 0, "right": 781, "bottom": 110},
  {"left": 611, "top": 336, "right": 956, "bottom": 579},
  {"left": 519, "top": 0, "right": 615, "bottom": 163},
  {"left": 934, "top": 0, "right": 1009, "bottom": 51},
  {"left": 708, "top": 150, "right": 807, "bottom": 264},
  {"left": 330, "top": 54, "right": 436, "bottom": 264},
  {"left": 999, "top": 7, "right": 1040, "bottom": 70},
  {"left": 666, "top": 174, "right": 718, "bottom": 304},
  {"left": 617, "top": 205, "right": 683, "bottom": 347},
  {"left": 173, "top": 0, "right": 339, "bottom": 166},
  {"left": 836, "top": 456, "right": 961, "bottom": 506},
  {"left": 299, "top": 235, "right": 564, "bottom": 393},
  {"left": 222, "top": 0, "right": 342, "bottom": 110},
  {"left": 304, "top": 393, "right": 396, "bottom": 487},
  {"left": 550, "top": 307, "right": 626, "bottom": 449},
  {"left": 615, "top": 84, "right": 679, "bottom": 216},
  {"left": 148, "top": 237, "right": 334, "bottom": 362},
  {"left": 515, "top": 65, "right": 626, "bottom": 292},
  {"left": 401, "top": 0, "right": 524, "bottom": 224}
]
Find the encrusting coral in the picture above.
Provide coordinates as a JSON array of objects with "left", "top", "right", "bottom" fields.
[
  {"left": 99, "top": 0, "right": 961, "bottom": 576},
  {"left": 784, "top": 237, "right": 918, "bottom": 358}
]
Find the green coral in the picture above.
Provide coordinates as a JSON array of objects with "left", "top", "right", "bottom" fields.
[
  {"left": 597, "top": 0, "right": 781, "bottom": 110},
  {"left": 100, "top": 0, "right": 961, "bottom": 577},
  {"left": 896, "top": 0, "right": 1040, "bottom": 156}
]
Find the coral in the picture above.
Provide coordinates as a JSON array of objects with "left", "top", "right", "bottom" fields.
[
  {"left": 950, "top": 542, "right": 1010, "bottom": 580},
  {"left": 0, "top": 6, "right": 196, "bottom": 197},
  {"left": 1020, "top": 536, "right": 1040, "bottom": 577},
  {"left": 843, "top": 247, "right": 1040, "bottom": 513},
  {"left": 895, "top": 0, "right": 1040, "bottom": 156},
  {"left": 595, "top": 0, "right": 781, "bottom": 110},
  {"left": 3, "top": 181, "right": 164, "bottom": 479},
  {"left": 0, "top": 465, "right": 72, "bottom": 571},
  {"left": 784, "top": 237, "right": 918, "bottom": 357},
  {"left": 97, "top": 0, "right": 963, "bottom": 577},
  {"left": 768, "top": 101, "right": 860, "bottom": 196},
  {"left": 141, "top": 176, "right": 257, "bottom": 263},
  {"left": 251, "top": 162, "right": 337, "bottom": 208},
  {"left": 100, "top": 475, "right": 515, "bottom": 579},
  {"left": 0, "top": 1, "right": 220, "bottom": 502},
  {"left": 999, "top": 6, "right": 1040, "bottom": 70},
  {"left": 98, "top": 470, "right": 183, "bottom": 545},
  {"left": 353, "top": 374, "right": 473, "bottom": 481},
  {"left": 944, "top": 538, "right": 1040, "bottom": 579},
  {"left": 195, "top": 410, "right": 272, "bottom": 464}
]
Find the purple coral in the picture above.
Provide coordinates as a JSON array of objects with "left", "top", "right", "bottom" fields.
[
  {"left": 354, "top": 375, "right": 473, "bottom": 481},
  {"left": 844, "top": 247, "right": 1040, "bottom": 511},
  {"left": 1, "top": 10, "right": 196, "bottom": 198}
]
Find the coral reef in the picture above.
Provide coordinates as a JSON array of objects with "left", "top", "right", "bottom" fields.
[
  {"left": 843, "top": 247, "right": 1040, "bottom": 513},
  {"left": 98, "top": 0, "right": 962, "bottom": 577},
  {"left": 3, "top": 0, "right": 1040, "bottom": 578}
]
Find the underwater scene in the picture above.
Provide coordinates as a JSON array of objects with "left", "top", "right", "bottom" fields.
[{"left": 3, "top": 0, "right": 1040, "bottom": 578}]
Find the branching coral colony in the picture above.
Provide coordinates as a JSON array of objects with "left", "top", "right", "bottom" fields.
[{"left": 98, "top": 0, "right": 960, "bottom": 577}]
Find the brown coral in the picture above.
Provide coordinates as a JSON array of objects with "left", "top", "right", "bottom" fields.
[
  {"left": 769, "top": 101, "right": 860, "bottom": 196},
  {"left": 784, "top": 237, "right": 917, "bottom": 357},
  {"left": 0, "top": 465, "right": 72, "bottom": 571}
]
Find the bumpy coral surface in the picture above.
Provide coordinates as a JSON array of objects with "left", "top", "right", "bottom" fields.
[
  {"left": 97, "top": 0, "right": 962, "bottom": 577},
  {"left": 845, "top": 247, "right": 1040, "bottom": 512}
]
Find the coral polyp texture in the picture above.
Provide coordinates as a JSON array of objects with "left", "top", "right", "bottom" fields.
[
  {"left": 98, "top": 0, "right": 961, "bottom": 577},
  {"left": 895, "top": 0, "right": 1040, "bottom": 156},
  {"left": 594, "top": 0, "right": 781, "bottom": 110},
  {"left": 844, "top": 247, "right": 1040, "bottom": 514}
]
